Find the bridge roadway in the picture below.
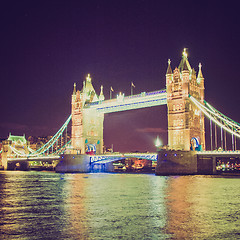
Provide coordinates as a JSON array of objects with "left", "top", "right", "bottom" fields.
[
  {"left": 90, "top": 153, "right": 158, "bottom": 164},
  {"left": 90, "top": 150, "right": 240, "bottom": 164},
  {"left": 6, "top": 155, "right": 60, "bottom": 162},
  {"left": 196, "top": 150, "right": 240, "bottom": 158},
  {"left": 6, "top": 150, "right": 240, "bottom": 165},
  {"left": 6, "top": 153, "right": 158, "bottom": 163}
]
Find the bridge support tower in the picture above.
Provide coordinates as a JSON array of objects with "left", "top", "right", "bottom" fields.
[
  {"left": 71, "top": 74, "right": 104, "bottom": 155},
  {"left": 156, "top": 49, "right": 206, "bottom": 175},
  {"left": 166, "top": 49, "right": 205, "bottom": 151}
]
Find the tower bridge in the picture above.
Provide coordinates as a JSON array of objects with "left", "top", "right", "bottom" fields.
[
  {"left": 71, "top": 48, "right": 205, "bottom": 155},
  {"left": 2, "top": 49, "right": 240, "bottom": 174}
]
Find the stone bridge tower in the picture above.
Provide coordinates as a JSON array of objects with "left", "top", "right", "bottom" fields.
[
  {"left": 71, "top": 74, "right": 104, "bottom": 154},
  {"left": 166, "top": 49, "right": 205, "bottom": 151}
]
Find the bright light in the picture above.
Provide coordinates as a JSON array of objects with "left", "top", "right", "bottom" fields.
[
  {"left": 183, "top": 48, "right": 188, "bottom": 58},
  {"left": 155, "top": 136, "right": 162, "bottom": 147},
  {"left": 86, "top": 74, "right": 91, "bottom": 82}
]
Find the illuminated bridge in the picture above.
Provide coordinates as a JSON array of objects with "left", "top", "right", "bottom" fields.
[{"left": 2, "top": 49, "right": 240, "bottom": 174}]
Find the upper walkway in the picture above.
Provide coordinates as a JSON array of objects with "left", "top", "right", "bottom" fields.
[{"left": 84, "top": 89, "right": 167, "bottom": 113}]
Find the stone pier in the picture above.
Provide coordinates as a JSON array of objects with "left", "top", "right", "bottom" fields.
[
  {"left": 56, "top": 154, "right": 91, "bottom": 173},
  {"left": 155, "top": 149, "right": 217, "bottom": 175}
]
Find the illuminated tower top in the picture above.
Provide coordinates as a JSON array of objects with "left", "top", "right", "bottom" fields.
[
  {"left": 178, "top": 48, "right": 191, "bottom": 72},
  {"left": 166, "top": 59, "right": 172, "bottom": 75},
  {"left": 99, "top": 85, "right": 105, "bottom": 101},
  {"left": 197, "top": 63, "right": 204, "bottom": 80},
  {"left": 166, "top": 49, "right": 205, "bottom": 151}
]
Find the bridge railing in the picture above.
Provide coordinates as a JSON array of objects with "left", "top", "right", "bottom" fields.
[{"left": 90, "top": 153, "right": 158, "bottom": 164}]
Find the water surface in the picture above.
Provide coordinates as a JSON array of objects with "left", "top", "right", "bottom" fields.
[{"left": 0, "top": 171, "right": 239, "bottom": 239}]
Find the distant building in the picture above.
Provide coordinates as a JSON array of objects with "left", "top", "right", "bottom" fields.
[{"left": 1, "top": 133, "right": 29, "bottom": 168}]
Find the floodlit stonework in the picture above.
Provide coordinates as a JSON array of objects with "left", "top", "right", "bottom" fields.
[
  {"left": 166, "top": 49, "right": 205, "bottom": 150},
  {"left": 71, "top": 74, "right": 104, "bottom": 154},
  {"left": 71, "top": 50, "right": 206, "bottom": 154}
]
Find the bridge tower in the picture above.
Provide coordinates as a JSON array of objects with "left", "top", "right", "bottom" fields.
[
  {"left": 166, "top": 49, "right": 205, "bottom": 151},
  {"left": 71, "top": 74, "right": 104, "bottom": 154}
]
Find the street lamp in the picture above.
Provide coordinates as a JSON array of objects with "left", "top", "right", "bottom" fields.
[{"left": 155, "top": 136, "right": 162, "bottom": 148}]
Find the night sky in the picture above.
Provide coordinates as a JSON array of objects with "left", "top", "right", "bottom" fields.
[{"left": 1, "top": 1, "right": 240, "bottom": 152}]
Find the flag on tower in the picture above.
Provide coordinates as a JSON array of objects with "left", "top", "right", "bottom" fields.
[
  {"left": 131, "top": 82, "right": 135, "bottom": 96},
  {"left": 110, "top": 86, "right": 114, "bottom": 99}
]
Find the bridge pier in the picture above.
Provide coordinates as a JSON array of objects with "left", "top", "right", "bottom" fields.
[
  {"left": 156, "top": 149, "right": 198, "bottom": 175},
  {"left": 156, "top": 149, "right": 218, "bottom": 175},
  {"left": 3, "top": 160, "right": 29, "bottom": 171},
  {"left": 56, "top": 154, "right": 91, "bottom": 173},
  {"left": 197, "top": 155, "right": 217, "bottom": 175}
]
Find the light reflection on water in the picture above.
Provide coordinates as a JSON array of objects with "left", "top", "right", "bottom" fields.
[{"left": 0, "top": 171, "right": 239, "bottom": 239}]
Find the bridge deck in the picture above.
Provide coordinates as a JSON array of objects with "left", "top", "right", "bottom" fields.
[
  {"left": 196, "top": 151, "right": 240, "bottom": 157},
  {"left": 90, "top": 153, "right": 158, "bottom": 164},
  {"left": 7, "top": 155, "right": 60, "bottom": 161}
]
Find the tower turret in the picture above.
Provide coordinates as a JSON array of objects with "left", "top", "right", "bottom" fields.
[
  {"left": 166, "top": 59, "right": 172, "bottom": 75},
  {"left": 73, "top": 83, "right": 76, "bottom": 95},
  {"left": 99, "top": 85, "right": 105, "bottom": 101},
  {"left": 178, "top": 48, "right": 191, "bottom": 72},
  {"left": 82, "top": 74, "right": 98, "bottom": 102}
]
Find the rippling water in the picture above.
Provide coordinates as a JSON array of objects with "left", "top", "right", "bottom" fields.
[{"left": 0, "top": 171, "right": 239, "bottom": 239}]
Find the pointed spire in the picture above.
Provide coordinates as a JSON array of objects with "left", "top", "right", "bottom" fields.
[
  {"left": 99, "top": 85, "right": 105, "bottom": 101},
  {"left": 166, "top": 59, "right": 172, "bottom": 74},
  {"left": 178, "top": 48, "right": 191, "bottom": 72},
  {"left": 73, "top": 83, "right": 76, "bottom": 95},
  {"left": 192, "top": 68, "right": 196, "bottom": 76},
  {"left": 86, "top": 74, "right": 91, "bottom": 82},
  {"left": 83, "top": 73, "right": 96, "bottom": 101},
  {"left": 182, "top": 59, "right": 189, "bottom": 71},
  {"left": 182, "top": 48, "right": 188, "bottom": 58},
  {"left": 197, "top": 63, "right": 204, "bottom": 79}
]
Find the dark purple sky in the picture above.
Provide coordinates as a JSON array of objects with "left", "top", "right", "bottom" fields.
[{"left": 1, "top": 1, "right": 240, "bottom": 152}]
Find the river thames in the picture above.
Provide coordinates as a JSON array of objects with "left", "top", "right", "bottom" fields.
[{"left": 0, "top": 171, "right": 239, "bottom": 239}]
